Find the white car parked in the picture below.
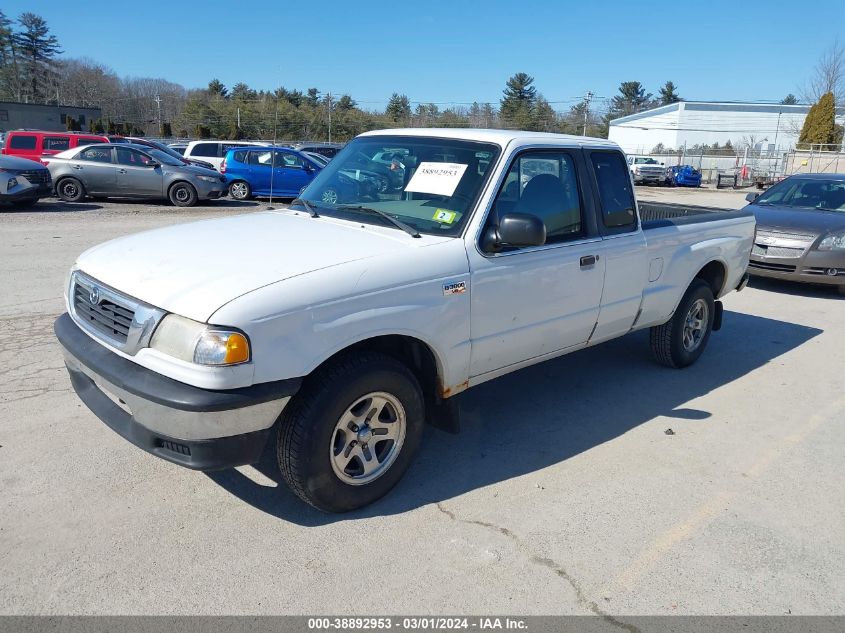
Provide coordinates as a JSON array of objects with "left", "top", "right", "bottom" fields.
[
  {"left": 55, "top": 129, "right": 754, "bottom": 512},
  {"left": 182, "top": 140, "right": 270, "bottom": 171}
]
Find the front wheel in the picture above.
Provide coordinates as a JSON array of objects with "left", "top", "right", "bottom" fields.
[
  {"left": 169, "top": 182, "right": 198, "bottom": 207},
  {"left": 277, "top": 351, "right": 424, "bottom": 512},
  {"left": 650, "top": 279, "right": 715, "bottom": 368}
]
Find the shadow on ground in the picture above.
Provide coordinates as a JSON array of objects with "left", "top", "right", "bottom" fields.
[
  {"left": 748, "top": 276, "right": 843, "bottom": 300},
  {"left": 206, "top": 310, "right": 821, "bottom": 525}
]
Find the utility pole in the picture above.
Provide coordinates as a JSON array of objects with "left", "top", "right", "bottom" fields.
[
  {"left": 582, "top": 91, "right": 594, "bottom": 136},
  {"left": 154, "top": 93, "right": 162, "bottom": 134},
  {"left": 237, "top": 107, "right": 240, "bottom": 129},
  {"left": 327, "top": 92, "right": 332, "bottom": 143}
]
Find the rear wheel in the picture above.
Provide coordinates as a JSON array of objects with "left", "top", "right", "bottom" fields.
[
  {"left": 56, "top": 177, "right": 85, "bottom": 203},
  {"left": 228, "top": 180, "right": 252, "bottom": 200},
  {"left": 277, "top": 351, "right": 424, "bottom": 512},
  {"left": 168, "top": 182, "right": 198, "bottom": 207},
  {"left": 650, "top": 279, "right": 715, "bottom": 368}
]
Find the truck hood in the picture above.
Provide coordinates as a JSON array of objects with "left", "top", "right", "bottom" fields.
[{"left": 76, "top": 211, "right": 437, "bottom": 322}]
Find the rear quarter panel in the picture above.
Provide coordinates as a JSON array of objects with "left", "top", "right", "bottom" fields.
[{"left": 636, "top": 215, "right": 755, "bottom": 328}]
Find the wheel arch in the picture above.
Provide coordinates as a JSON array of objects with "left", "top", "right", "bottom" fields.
[
  {"left": 694, "top": 259, "right": 727, "bottom": 298},
  {"left": 309, "top": 333, "right": 461, "bottom": 433}
]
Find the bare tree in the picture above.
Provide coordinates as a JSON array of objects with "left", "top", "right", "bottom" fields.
[{"left": 802, "top": 40, "right": 845, "bottom": 105}]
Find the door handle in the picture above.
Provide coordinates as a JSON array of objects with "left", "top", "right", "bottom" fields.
[
  {"left": 118, "top": 168, "right": 127, "bottom": 174},
  {"left": 580, "top": 255, "right": 599, "bottom": 268},
  {"left": 72, "top": 164, "right": 83, "bottom": 170}
]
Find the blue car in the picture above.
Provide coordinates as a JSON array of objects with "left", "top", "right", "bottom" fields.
[
  {"left": 222, "top": 146, "right": 322, "bottom": 199},
  {"left": 666, "top": 165, "right": 702, "bottom": 187}
]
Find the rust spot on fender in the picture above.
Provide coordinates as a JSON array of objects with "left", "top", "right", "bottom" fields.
[{"left": 440, "top": 379, "right": 469, "bottom": 399}]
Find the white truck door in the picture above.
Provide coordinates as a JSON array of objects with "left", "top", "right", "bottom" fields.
[
  {"left": 467, "top": 149, "right": 606, "bottom": 377},
  {"left": 585, "top": 150, "right": 649, "bottom": 343}
]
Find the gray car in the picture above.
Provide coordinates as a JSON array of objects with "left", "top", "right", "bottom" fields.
[
  {"left": 745, "top": 173, "right": 845, "bottom": 295},
  {"left": 0, "top": 154, "right": 52, "bottom": 207},
  {"left": 44, "top": 143, "right": 227, "bottom": 207}
]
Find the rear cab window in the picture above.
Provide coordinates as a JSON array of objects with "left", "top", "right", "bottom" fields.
[
  {"left": 78, "top": 147, "right": 113, "bottom": 163},
  {"left": 191, "top": 143, "right": 219, "bottom": 157},
  {"left": 9, "top": 134, "right": 37, "bottom": 150},
  {"left": 589, "top": 151, "right": 637, "bottom": 232},
  {"left": 44, "top": 136, "right": 71, "bottom": 151}
]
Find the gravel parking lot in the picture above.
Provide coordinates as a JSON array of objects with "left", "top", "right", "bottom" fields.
[{"left": 1, "top": 193, "right": 843, "bottom": 616}]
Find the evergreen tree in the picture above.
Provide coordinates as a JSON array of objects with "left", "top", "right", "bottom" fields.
[
  {"left": 160, "top": 121, "right": 172, "bottom": 137},
  {"left": 658, "top": 81, "right": 681, "bottom": 105},
  {"left": 798, "top": 92, "right": 838, "bottom": 148},
  {"left": 500, "top": 72, "right": 537, "bottom": 129},
  {"left": 13, "top": 12, "right": 61, "bottom": 102},
  {"left": 780, "top": 94, "right": 798, "bottom": 105},
  {"left": 306, "top": 88, "right": 320, "bottom": 107},
  {"left": 207, "top": 78, "right": 227, "bottom": 98},
  {"left": 336, "top": 94, "right": 356, "bottom": 111},
  {"left": 608, "top": 81, "right": 653, "bottom": 118},
  {"left": 385, "top": 93, "right": 411, "bottom": 122}
]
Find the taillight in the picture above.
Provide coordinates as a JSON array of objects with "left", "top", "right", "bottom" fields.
[{"left": 220, "top": 159, "right": 226, "bottom": 174}]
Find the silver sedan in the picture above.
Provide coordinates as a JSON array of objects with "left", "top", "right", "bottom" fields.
[{"left": 44, "top": 143, "right": 227, "bottom": 207}]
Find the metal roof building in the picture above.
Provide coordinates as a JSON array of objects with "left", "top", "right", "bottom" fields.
[{"left": 608, "top": 101, "right": 845, "bottom": 155}]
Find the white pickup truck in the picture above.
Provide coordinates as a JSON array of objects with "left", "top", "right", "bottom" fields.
[{"left": 55, "top": 129, "right": 755, "bottom": 512}]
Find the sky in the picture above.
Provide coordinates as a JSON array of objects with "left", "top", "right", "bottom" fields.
[{"left": 7, "top": 0, "right": 845, "bottom": 112}]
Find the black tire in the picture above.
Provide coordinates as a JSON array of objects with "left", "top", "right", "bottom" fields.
[
  {"left": 228, "top": 180, "right": 252, "bottom": 200},
  {"left": 838, "top": 285, "right": 845, "bottom": 297},
  {"left": 56, "top": 177, "right": 85, "bottom": 203},
  {"left": 168, "top": 181, "right": 198, "bottom": 207},
  {"left": 277, "top": 351, "right": 425, "bottom": 512},
  {"left": 650, "top": 279, "right": 715, "bottom": 368}
]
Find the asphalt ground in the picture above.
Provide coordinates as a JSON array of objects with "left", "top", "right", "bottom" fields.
[{"left": 1, "top": 191, "right": 843, "bottom": 616}]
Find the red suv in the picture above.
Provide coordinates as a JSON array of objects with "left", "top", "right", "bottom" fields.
[{"left": 1, "top": 131, "right": 110, "bottom": 162}]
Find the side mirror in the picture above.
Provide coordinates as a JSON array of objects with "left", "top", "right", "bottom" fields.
[
  {"left": 145, "top": 161, "right": 160, "bottom": 168},
  {"left": 303, "top": 162, "right": 314, "bottom": 172},
  {"left": 745, "top": 192, "right": 759, "bottom": 202},
  {"left": 481, "top": 213, "right": 546, "bottom": 253}
]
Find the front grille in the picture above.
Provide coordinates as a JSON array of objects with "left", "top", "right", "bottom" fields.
[
  {"left": 17, "top": 169, "right": 51, "bottom": 185},
  {"left": 749, "top": 260, "right": 797, "bottom": 273},
  {"left": 72, "top": 277, "right": 135, "bottom": 343},
  {"left": 755, "top": 229, "right": 816, "bottom": 246},
  {"left": 752, "top": 245, "right": 804, "bottom": 259}
]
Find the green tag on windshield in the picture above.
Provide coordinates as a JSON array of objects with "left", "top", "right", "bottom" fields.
[{"left": 433, "top": 209, "right": 457, "bottom": 224}]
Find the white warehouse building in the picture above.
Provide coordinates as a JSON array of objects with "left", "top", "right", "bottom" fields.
[{"left": 608, "top": 101, "right": 845, "bottom": 155}]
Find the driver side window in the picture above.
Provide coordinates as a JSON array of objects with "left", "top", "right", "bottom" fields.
[{"left": 490, "top": 151, "right": 584, "bottom": 245}]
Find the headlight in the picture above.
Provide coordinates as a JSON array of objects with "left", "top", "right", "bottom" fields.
[
  {"left": 818, "top": 233, "right": 845, "bottom": 251},
  {"left": 150, "top": 314, "right": 250, "bottom": 365},
  {"left": 7, "top": 177, "right": 18, "bottom": 191},
  {"left": 195, "top": 175, "right": 219, "bottom": 183}
]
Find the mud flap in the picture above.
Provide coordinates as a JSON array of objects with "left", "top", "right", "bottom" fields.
[
  {"left": 426, "top": 393, "right": 461, "bottom": 434},
  {"left": 713, "top": 300, "right": 723, "bottom": 331}
]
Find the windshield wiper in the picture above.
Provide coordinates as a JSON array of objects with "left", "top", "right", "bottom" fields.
[
  {"left": 336, "top": 204, "right": 421, "bottom": 238},
  {"left": 291, "top": 197, "right": 319, "bottom": 217}
]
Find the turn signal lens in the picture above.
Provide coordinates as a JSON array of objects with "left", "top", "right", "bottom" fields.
[{"left": 224, "top": 333, "right": 249, "bottom": 364}]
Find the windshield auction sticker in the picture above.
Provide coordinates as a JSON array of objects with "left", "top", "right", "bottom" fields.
[{"left": 405, "top": 162, "right": 468, "bottom": 197}]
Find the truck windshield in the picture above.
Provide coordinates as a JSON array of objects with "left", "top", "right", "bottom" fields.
[
  {"left": 295, "top": 135, "right": 500, "bottom": 237},
  {"left": 755, "top": 178, "right": 845, "bottom": 212}
]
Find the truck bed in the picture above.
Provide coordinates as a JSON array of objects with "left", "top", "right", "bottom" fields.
[{"left": 639, "top": 201, "right": 752, "bottom": 228}]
